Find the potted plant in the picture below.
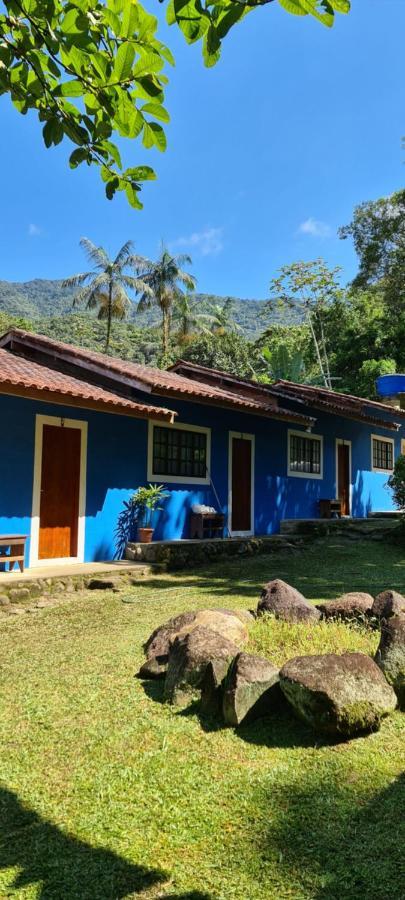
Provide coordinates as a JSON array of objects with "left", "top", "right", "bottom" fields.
[{"left": 132, "top": 484, "right": 168, "bottom": 543}]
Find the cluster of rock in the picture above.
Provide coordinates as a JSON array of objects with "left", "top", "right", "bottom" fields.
[{"left": 138, "top": 578, "right": 405, "bottom": 737}]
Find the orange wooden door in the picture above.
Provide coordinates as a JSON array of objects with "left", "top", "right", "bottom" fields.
[
  {"left": 38, "top": 425, "right": 81, "bottom": 560},
  {"left": 231, "top": 437, "right": 252, "bottom": 532},
  {"left": 337, "top": 443, "right": 350, "bottom": 516}
]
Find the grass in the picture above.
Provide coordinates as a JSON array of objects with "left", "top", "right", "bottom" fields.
[{"left": 0, "top": 538, "right": 404, "bottom": 900}]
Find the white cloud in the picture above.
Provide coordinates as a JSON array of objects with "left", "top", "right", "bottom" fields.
[
  {"left": 170, "top": 227, "right": 224, "bottom": 257},
  {"left": 298, "top": 217, "right": 332, "bottom": 238},
  {"left": 28, "top": 223, "right": 42, "bottom": 237}
]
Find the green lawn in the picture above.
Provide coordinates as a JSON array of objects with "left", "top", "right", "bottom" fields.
[{"left": 0, "top": 540, "right": 404, "bottom": 900}]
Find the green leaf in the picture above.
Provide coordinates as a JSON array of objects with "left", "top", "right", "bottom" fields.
[
  {"left": 112, "top": 42, "right": 135, "bottom": 81},
  {"left": 58, "top": 79, "right": 85, "bottom": 97},
  {"left": 142, "top": 121, "right": 166, "bottom": 151},
  {"left": 43, "top": 118, "right": 59, "bottom": 147},
  {"left": 69, "top": 147, "right": 88, "bottom": 168},
  {"left": 104, "top": 140, "right": 122, "bottom": 168},
  {"left": 61, "top": 9, "right": 85, "bottom": 34},
  {"left": 124, "top": 165, "right": 156, "bottom": 180},
  {"left": 141, "top": 101, "right": 170, "bottom": 123},
  {"left": 125, "top": 182, "right": 143, "bottom": 208},
  {"left": 277, "top": 0, "right": 307, "bottom": 16}
]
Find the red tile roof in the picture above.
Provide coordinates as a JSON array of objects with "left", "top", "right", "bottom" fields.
[
  {"left": 0, "top": 329, "right": 315, "bottom": 426},
  {"left": 171, "top": 361, "right": 402, "bottom": 431},
  {"left": 0, "top": 348, "right": 175, "bottom": 421}
]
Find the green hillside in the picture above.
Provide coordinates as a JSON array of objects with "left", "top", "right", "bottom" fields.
[{"left": 0, "top": 278, "right": 294, "bottom": 338}]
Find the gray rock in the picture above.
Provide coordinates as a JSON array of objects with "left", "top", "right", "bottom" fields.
[
  {"left": 143, "top": 608, "right": 249, "bottom": 676},
  {"left": 317, "top": 592, "right": 373, "bottom": 620},
  {"left": 372, "top": 590, "right": 405, "bottom": 620},
  {"left": 280, "top": 652, "right": 397, "bottom": 736},
  {"left": 223, "top": 652, "right": 281, "bottom": 726},
  {"left": 375, "top": 615, "right": 405, "bottom": 709},
  {"left": 0, "top": 595, "right": 10, "bottom": 607},
  {"left": 257, "top": 578, "right": 320, "bottom": 623},
  {"left": 200, "top": 657, "right": 233, "bottom": 717},
  {"left": 144, "top": 611, "right": 198, "bottom": 662},
  {"left": 164, "top": 626, "right": 239, "bottom": 706},
  {"left": 8, "top": 588, "right": 30, "bottom": 604},
  {"left": 137, "top": 656, "right": 167, "bottom": 680}
]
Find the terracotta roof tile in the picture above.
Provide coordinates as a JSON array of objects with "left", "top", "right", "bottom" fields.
[
  {"left": 0, "top": 348, "right": 174, "bottom": 421},
  {"left": 0, "top": 329, "right": 315, "bottom": 426}
]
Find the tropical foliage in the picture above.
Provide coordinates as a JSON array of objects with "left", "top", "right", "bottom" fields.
[
  {"left": 63, "top": 237, "right": 151, "bottom": 351},
  {"left": 268, "top": 260, "right": 342, "bottom": 390},
  {"left": 135, "top": 247, "right": 196, "bottom": 356},
  {"left": 0, "top": 0, "right": 350, "bottom": 205}
]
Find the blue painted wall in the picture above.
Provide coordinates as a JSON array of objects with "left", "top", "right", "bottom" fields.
[{"left": 0, "top": 391, "right": 402, "bottom": 568}]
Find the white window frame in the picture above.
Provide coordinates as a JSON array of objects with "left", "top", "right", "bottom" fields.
[
  {"left": 287, "top": 429, "right": 323, "bottom": 480},
  {"left": 30, "top": 414, "right": 88, "bottom": 567},
  {"left": 228, "top": 431, "right": 255, "bottom": 538},
  {"left": 371, "top": 434, "right": 395, "bottom": 473},
  {"left": 147, "top": 419, "right": 211, "bottom": 485}
]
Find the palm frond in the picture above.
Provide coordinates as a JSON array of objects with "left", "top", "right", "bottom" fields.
[
  {"left": 79, "top": 237, "right": 110, "bottom": 270},
  {"left": 62, "top": 272, "right": 93, "bottom": 289},
  {"left": 121, "top": 275, "right": 154, "bottom": 296},
  {"left": 113, "top": 240, "right": 134, "bottom": 268}
]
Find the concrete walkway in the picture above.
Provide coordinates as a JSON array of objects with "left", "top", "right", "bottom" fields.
[{"left": 0, "top": 559, "right": 148, "bottom": 585}]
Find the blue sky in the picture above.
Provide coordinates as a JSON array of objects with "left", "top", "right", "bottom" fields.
[{"left": 0, "top": 0, "right": 403, "bottom": 298}]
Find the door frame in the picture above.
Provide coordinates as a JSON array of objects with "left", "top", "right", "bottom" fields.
[
  {"left": 335, "top": 438, "right": 352, "bottom": 516},
  {"left": 30, "top": 414, "right": 88, "bottom": 567},
  {"left": 228, "top": 431, "right": 255, "bottom": 537}
]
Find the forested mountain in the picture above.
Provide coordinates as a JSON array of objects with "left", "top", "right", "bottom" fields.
[{"left": 0, "top": 278, "right": 295, "bottom": 338}]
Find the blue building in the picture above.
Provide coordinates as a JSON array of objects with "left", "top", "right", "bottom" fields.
[{"left": 0, "top": 328, "right": 403, "bottom": 570}]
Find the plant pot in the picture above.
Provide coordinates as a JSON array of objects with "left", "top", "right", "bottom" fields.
[{"left": 138, "top": 527, "right": 154, "bottom": 544}]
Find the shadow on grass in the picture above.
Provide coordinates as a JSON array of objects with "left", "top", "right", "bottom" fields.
[
  {"left": 0, "top": 786, "right": 167, "bottom": 899},
  {"left": 263, "top": 772, "right": 405, "bottom": 899},
  {"left": 133, "top": 540, "right": 405, "bottom": 604}
]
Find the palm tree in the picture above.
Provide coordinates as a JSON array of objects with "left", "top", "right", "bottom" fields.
[
  {"left": 136, "top": 247, "right": 196, "bottom": 356},
  {"left": 63, "top": 238, "right": 151, "bottom": 353},
  {"left": 203, "top": 298, "right": 241, "bottom": 336},
  {"left": 172, "top": 292, "right": 208, "bottom": 346}
]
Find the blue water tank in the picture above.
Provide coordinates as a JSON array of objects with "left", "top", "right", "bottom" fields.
[{"left": 376, "top": 374, "right": 405, "bottom": 397}]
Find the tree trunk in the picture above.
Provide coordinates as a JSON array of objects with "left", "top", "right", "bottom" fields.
[
  {"left": 307, "top": 311, "right": 328, "bottom": 388},
  {"left": 162, "top": 308, "right": 170, "bottom": 356},
  {"left": 105, "top": 281, "right": 113, "bottom": 353}
]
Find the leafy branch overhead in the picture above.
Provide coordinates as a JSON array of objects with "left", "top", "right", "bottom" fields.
[
  {"left": 0, "top": 0, "right": 350, "bottom": 207},
  {"left": 165, "top": 0, "right": 350, "bottom": 67},
  {"left": 0, "top": 0, "right": 173, "bottom": 208}
]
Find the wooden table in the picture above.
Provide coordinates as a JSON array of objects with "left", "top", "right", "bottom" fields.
[
  {"left": 0, "top": 535, "right": 28, "bottom": 573},
  {"left": 190, "top": 512, "right": 225, "bottom": 539}
]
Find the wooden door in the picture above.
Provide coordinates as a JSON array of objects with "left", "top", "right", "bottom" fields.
[
  {"left": 231, "top": 437, "right": 252, "bottom": 533},
  {"left": 337, "top": 443, "right": 350, "bottom": 516},
  {"left": 38, "top": 425, "right": 81, "bottom": 560}
]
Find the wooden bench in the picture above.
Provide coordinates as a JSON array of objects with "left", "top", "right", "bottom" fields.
[{"left": 0, "top": 535, "right": 28, "bottom": 573}]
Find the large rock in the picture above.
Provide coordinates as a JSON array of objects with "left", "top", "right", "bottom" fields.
[
  {"left": 375, "top": 615, "right": 405, "bottom": 709},
  {"left": 141, "top": 608, "right": 248, "bottom": 678},
  {"left": 222, "top": 652, "right": 281, "bottom": 726},
  {"left": 177, "top": 609, "right": 249, "bottom": 646},
  {"left": 372, "top": 590, "right": 405, "bottom": 620},
  {"left": 317, "top": 592, "right": 373, "bottom": 620},
  {"left": 200, "top": 658, "right": 233, "bottom": 718},
  {"left": 257, "top": 579, "right": 320, "bottom": 623},
  {"left": 280, "top": 652, "right": 397, "bottom": 736},
  {"left": 144, "top": 611, "right": 198, "bottom": 662},
  {"left": 164, "top": 626, "right": 239, "bottom": 706}
]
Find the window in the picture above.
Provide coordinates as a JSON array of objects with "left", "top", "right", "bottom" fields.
[
  {"left": 371, "top": 436, "right": 394, "bottom": 472},
  {"left": 148, "top": 422, "right": 210, "bottom": 484},
  {"left": 288, "top": 430, "right": 323, "bottom": 478}
]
